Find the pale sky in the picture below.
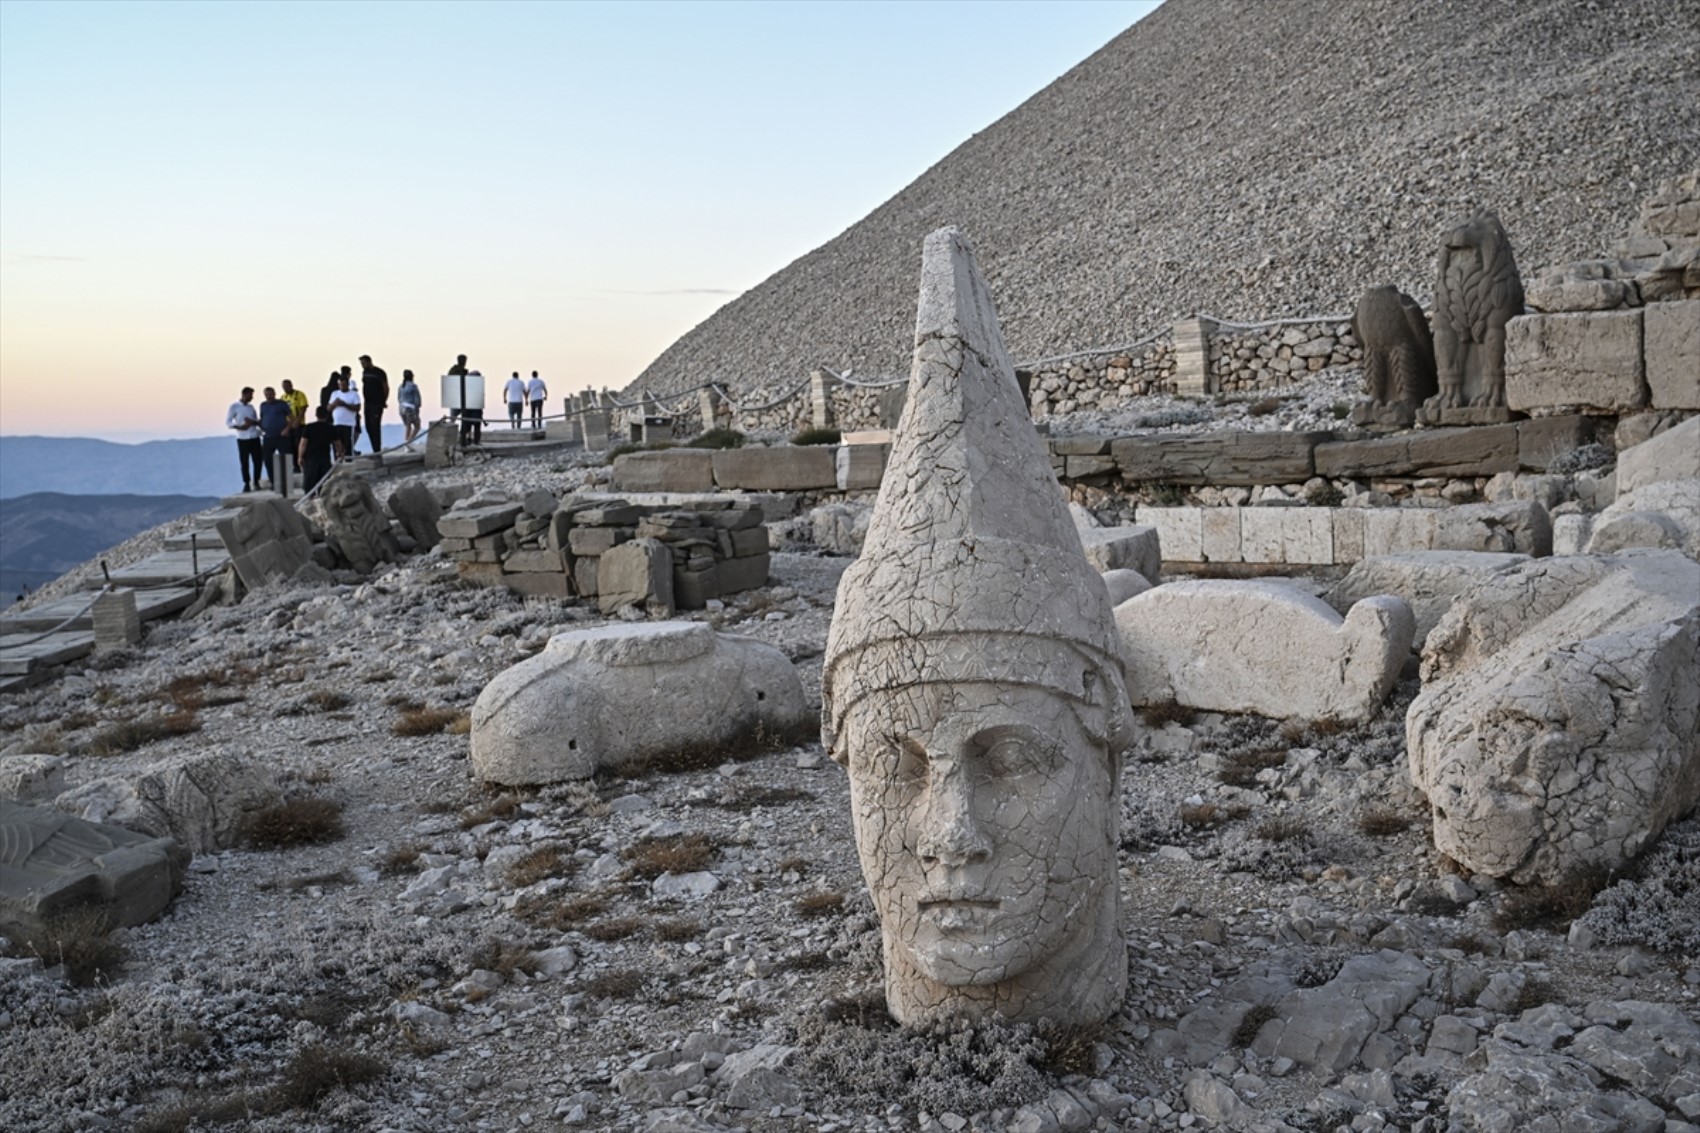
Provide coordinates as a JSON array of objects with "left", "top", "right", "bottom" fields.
[{"left": 0, "top": 0, "right": 1160, "bottom": 443}]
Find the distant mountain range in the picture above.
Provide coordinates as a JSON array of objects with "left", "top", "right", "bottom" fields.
[
  {"left": 0, "top": 492, "right": 219, "bottom": 608},
  {"left": 0, "top": 429, "right": 407, "bottom": 498}
]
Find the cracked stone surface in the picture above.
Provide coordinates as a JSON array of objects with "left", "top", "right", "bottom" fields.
[
  {"left": 823, "top": 228, "right": 1130, "bottom": 1026},
  {"left": 471, "top": 622, "right": 810, "bottom": 785},
  {"left": 1408, "top": 549, "right": 1700, "bottom": 884},
  {"left": 1114, "top": 580, "right": 1414, "bottom": 724}
]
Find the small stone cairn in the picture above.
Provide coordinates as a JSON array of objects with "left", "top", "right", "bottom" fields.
[{"left": 439, "top": 494, "right": 770, "bottom": 610}]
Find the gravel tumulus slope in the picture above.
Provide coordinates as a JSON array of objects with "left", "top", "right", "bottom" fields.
[{"left": 628, "top": 0, "right": 1700, "bottom": 396}]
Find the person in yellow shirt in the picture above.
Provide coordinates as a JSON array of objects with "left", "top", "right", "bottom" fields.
[{"left": 280, "top": 380, "right": 310, "bottom": 471}]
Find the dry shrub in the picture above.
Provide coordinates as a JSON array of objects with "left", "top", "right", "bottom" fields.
[
  {"left": 446, "top": 713, "right": 472, "bottom": 735},
  {"left": 505, "top": 846, "right": 578, "bottom": 888},
  {"left": 280, "top": 870, "right": 352, "bottom": 893},
  {"left": 820, "top": 988, "right": 892, "bottom": 1028},
  {"left": 1280, "top": 715, "right": 1352, "bottom": 743},
  {"left": 776, "top": 856, "right": 810, "bottom": 875},
  {"left": 795, "top": 891, "right": 846, "bottom": 918},
  {"left": 1037, "top": 1021, "right": 1105, "bottom": 1077},
  {"left": 1232, "top": 1004, "right": 1278, "bottom": 1048},
  {"left": 620, "top": 718, "right": 818, "bottom": 778},
  {"left": 460, "top": 793, "right": 524, "bottom": 830},
  {"left": 85, "top": 710, "right": 200, "bottom": 756},
  {"left": 306, "top": 689, "right": 352, "bottom": 712},
  {"left": 1248, "top": 396, "right": 1282, "bottom": 416},
  {"left": 472, "top": 939, "right": 540, "bottom": 980},
  {"left": 1358, "top": 807, "right": 1412, "bottom": 837},
  {"left": 381, "top": 842, "right": 424, "bottom": 876},
  {"left": 1255, "top": 814, "right": 1311, "bottom": 843},
  {"left": 1493, "top": 866, "right": 1612, "bottom": 932},
  {"left": 622, "top": 833, "right": 716, "bottom": 879},
  {"left": 1217, "top": 748, "right": 1286, "bottom": 788},
  {"left": 20, "top": 908, "right": 125, "bottom": 987},
  {"left": 243, "top": 797, "right": 346, "bottom": 849},
  {"left": 1511, "top": 976, "right": 1559, "bottom": 1013},
  {"left": 583, "top": 916, "right": 645, "bottom": 942},
  {"left": 580, "top": 969, "right": 643, "bottom": 1000},
  {"left": 363, "top": 669, "right": 395, "bottom": 684},
  {"left": 1140, "top": 701, "right": 1196, "bottom": 729},
  {"left": 385, "top": 693, "right": 424, "bottom": 710},
  {"left": 515, "top": 894, "right": 607, "bottom": 933},
  {"left": 1180, "top": 802, "right": 1222, "bottom": 829},
  {"left": 779, "top": 951, "right": 833, "bottom": 973},
  {"left": 713, "top": 786, "right": 816, "bottom": 811},
  {"left": 654, "top": 918, "right": 701, "bottom": 942},
  {"left": 1448, "top": 931, "right": 1490, "bottom": 956},
  {"left": 394, "top": 706, "right": 461, "bottom": 736},
  {"left": 271, "top": 1044, "right": 387, "bottom": 1111}
]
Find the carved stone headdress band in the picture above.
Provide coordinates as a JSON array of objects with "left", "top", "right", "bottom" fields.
[{"left": 821, "top": 227, "right": 1131, "bottom": 757}]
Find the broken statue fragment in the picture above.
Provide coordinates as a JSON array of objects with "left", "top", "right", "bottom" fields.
[{"left": 822, "top": 227, "right": 1131, "bottom": 1027}]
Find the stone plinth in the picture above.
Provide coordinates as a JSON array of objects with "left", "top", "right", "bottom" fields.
[
  {"left": 712, "top": 446, "right": 837, "bottom": 491},
  {"left": 612, "top": 450, "right": 715, "bottom": 493},
  {"left": 1645, "top": 300, "right": 1700, "bottom": 409},
  {"left": 1504, "top": 310, "right": 1647, "bottom": 413}
]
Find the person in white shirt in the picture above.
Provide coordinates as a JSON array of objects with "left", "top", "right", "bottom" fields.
[
  {"left": 526, "top": 371, "right": 548, "bottom": 428},
  {"left": 504, "top": 372, "right": 526, "bottom": 428},
  {"left": 227, "top": 387, "right": 263, "bottom": 491},
  {"left": 329, "top": 375, "right": 362, "bottom": 457}
]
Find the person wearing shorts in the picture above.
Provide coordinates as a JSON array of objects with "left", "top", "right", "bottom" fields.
[{"left": 397, "top": 370, "right": 423, "bottom": 444}]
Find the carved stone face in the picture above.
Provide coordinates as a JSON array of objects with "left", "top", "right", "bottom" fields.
[{"left": 841, "top": 681, "right": 1115, "bottom": 993}]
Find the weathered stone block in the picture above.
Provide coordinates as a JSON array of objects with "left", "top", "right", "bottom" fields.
[
  {"left": 438, "top": 504, "right": 522, "bottom": 539},
  {"left": 1111, "top": 432, "right": 1326, "bottom": 485},
  {"left": 1115, "top": 581, "right": 1413, "bottom": 722},
  {"left": 729, "top": 527, "right": 769, "bottom": 557},
  {"left": 388, "top": 482, "right": 444, "bottom": 549},
  {"left": 1314, "top": 426, "right": 1519, "bottom": 479},
  {"left": 1645, "top": 300, "right": 1700, "bottom": 409},
  {"left": 1332, "top": 508, "right": 1366, "bottom": 564},
  {"left": 504, "top": 549, "right": 565, "bottom": 573},
  {"left": 52, "top": 751, "right": 279, "bottom": 853},
  {"left": 1432, "top": 501, "right": 1552, "bottom": 556},
  {"left": 1140, "top": 508, "right": 1201, "bottom": 562},
  {"left": 471, "top": 622, "right": 809, "bottom": 784},
  {"left": 1281, "top": 509, "right": 1334, "bottom": 565},
  {"left": 611, "top": 449, "right": 715, "bottom": 493},
  {"left": 575, "top": 504, "right": 643, "bottom": 526},
  {"left": 217, "top": 497, "right": 314, "bottom": 589},
  {"left": 1200, "top": 508, "right": 1242, "bottom": 563},
  {"left": 1065, "top": 454, "right": 1118, "bottom": 479},
  {"left": 672, "top": 565, "right": 721, "bottom": 609},
  {"left": 1050, "top": 436, "right": 1113, "bottom": 455},
  {"left": 1504, "top": 310, "right": 1647, "bottom": 412},
  {"left": 1327, "top": 551, "right": 1530, "bottom": 647},
  {"left": 568, "top": 526, "right": 630, "bottom": 557},
  {"left": 1363, "top": 509, "right": 1437, "bottom": 556},
  {"left": 0, "top": 801, "right": 187, "bottom": 941},
  {"left": 836, "top": 443, "right": 889, "bottom": 491},
  {"left": 1240, "top": 508, "right": 1284, "bottom": 563},
  {"left": 502, "top": 571, "right": 570, "bottom": 599},
  {"left": 712, "top": 447, "right": 836, "bottom": 491},
  {"left": 1409, "top": 551, "right": 1700, "bottom": 884},
  {"left": 717, "top": 553, "right": 770, "bottom": 594},
  {"left": 1078, "top": 525, "right": 1162, "bottom": 580},
  {"left": 573, "top": 557, "right": 599, "bottom": 596},
  {"left": 597, "top": 538, "right": 673, "bottom": 615},
  {"left": 1617, "top": 415, "right": 1700, "bottom": 497}
]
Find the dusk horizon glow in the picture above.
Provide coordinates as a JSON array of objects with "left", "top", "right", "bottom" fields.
[{"left": 0, "top": 0, "right": 1160, "bottom": 445}]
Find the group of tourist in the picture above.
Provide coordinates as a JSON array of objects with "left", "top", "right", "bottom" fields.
[{"left": 227, "top": 355, "right": 551, "bottom": 494}]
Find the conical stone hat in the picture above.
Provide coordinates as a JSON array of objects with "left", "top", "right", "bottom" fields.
[{"left": 822, "top": 227, "right": 1130, "bottom": 755}]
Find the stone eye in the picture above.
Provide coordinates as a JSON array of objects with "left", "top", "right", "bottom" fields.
[{"left": 981, "top": 730, "right": 1052, "bottom": 777}]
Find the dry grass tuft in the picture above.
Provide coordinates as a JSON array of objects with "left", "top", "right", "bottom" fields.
[
  {"left": 515, "top": 894, "right": 608, "bottom": 933},
  {"left": 460, "top": 793, "right": 525, "bottom": 830},
  {"left": 306, "top": 689, "right": 353, "bottom": 712},
  {"left": 1140, "top": 701, "right": 1197, "bottom": 729},
  {"left": 820, "top": 989, "right": 892, "bottom": 1028},
  {"left": 270, "top": 1043, "right": 388, "bottom": 1110},
  {"left": 393, "top": 706, "right": 462, "bottom": 736},
  {"left": 583, "top": 916, "right": 646, "bottom": 942},
  {"left": 381, "top": 842, "right": 424, "bottom": 876},
  {"left": 1247, "top": 396, "right": 1282, "bottom": 416},
  {"left": 446, "top": 713, "right": 472, "bottom": 735},
  {"left": 1358, "top": 807, "right": 1412, "bottom": 837},
  {"left": 579, "top": 969, "right": 643, "bottom": 1000},
  {"left": 654, "top": 918, "right": 701, "bottom": 942},
  {"left": 1254, "top": 814, "right": 1311, "bottom": 843},
  {"left": 472, "top": 939, "right": 541, "bottom": 980},
  {"left": 1037, "top": 1021, "right": 1105, "bottom": 1077},
  {"left": 242, "top": 797, "right": 346, "bottom": 849},
  {"left": 19, "top": 908, "right": 125, "bottom": 987},
  {"left": 85, "top": 710, "right": 201, "bottom": 756},
  {"left": 1180, "top": 802, "right": 1223, "bottom": 829},
  {"left": 1232, "top": 1004, "right": 1278, "bottom": 1048},
  {"left": 1493, "top": 866, "right": 1612, "bottom": 932},
  {"left": 384, "top": 693, "right": 424, "bottom": 710},
  {"left": 619, "top": 718, "right": 819, "bottom": 778},
  {"left": 622, "top": 833, "right": 716, "bottom": 880},
  {"left": 713, "top": 786, "right": 816, "bottom": 811},
  {"left": 505, "top": 846, "right": 579, "bottom": 888},
  {"left": 794, "top": 891, "right": 846, "bottom": 918},
  {"left": 1217, "top": 748, "right": 1287, "bottom": 788},
  {"left": 776, "top": 856, "right": 810, "bottom": 875}
]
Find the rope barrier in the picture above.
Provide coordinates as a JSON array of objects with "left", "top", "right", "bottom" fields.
[
  {"left": 1198, "top": 312, "right": 1351, "bottom": 332},
  {"left": 1016, "top": 328, "right": 1169, "bottom": 371}
]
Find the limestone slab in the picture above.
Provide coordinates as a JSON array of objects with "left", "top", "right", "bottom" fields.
[
  {"left": 0, "top": 801, "right": 187, "bottom": 942},
  {"left": 1114, "top": 581, "right": 1413, "bottom": 723},
  {"left": 471, "top": 622, "right": 809, "bottom": 785},
  {"left": 1281, "top": 509, "right": 1334, "bottom": 565},
  {"left": 611, "top": 450, "right": 715, "bottom": 494},
  {"left": 835, "top": 443, "right": 889, "bottom": 491},
  {"left": 597, "top": 537, "right": 674, "bottom": 615},
  {"left": 1332, "top": 508, "right": 1366, "bottom": 564},
  {"left": 1616, "top": 414, "right": 1700, "bottom": 497},
  {"left": 1644, "top": 300, "right": 1700, "bottom": 409},
  {"left": 1240, "top": 509, "right": 1284, "bottom": 563},
  {"left": 1314, "top": 426, "right": 1519, "bottom": 479},
  {"left": 1111, "top": 432, "right": 1326, "bottom": 485},
  {"left": 712, "top": 447, "right": 836, "bottom": 491},
  {"left": 1200, "top": 508, "right": 1242, "bottom": 563},
  {"left": 1408, "top": 551, "right": 1700, "bottom": 884},
  {"left": 1504, "top": 309, "right": 1647, "bottom": 412},
  {"left": 1432, "top": 500, "right": 1552, "bottom": 556},
  {"left": 1141, "top": 508, "right": 1201, "bottom": 563},
  {"left": 1363, "top": 509, "right": 1436, "bottom": 557},
  {"left": 437, "top": 504, "right": 522, "bottom": 539}
]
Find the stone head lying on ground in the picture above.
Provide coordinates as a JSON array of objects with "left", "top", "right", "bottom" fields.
[{"left": 822, "top": 227, "right": 1132, "bottom": 1027}]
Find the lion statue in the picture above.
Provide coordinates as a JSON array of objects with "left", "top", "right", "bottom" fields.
[
  {"left": 1425, "top": 210, "right": 1524, "bottom": 410},
  {"left": 1352, "top": 284, "right": 1436, "bottom": 424}
]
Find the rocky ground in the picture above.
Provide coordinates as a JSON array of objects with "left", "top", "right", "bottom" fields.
[
  {"left": 629, "top": 0, "right": 1700, "bottom": 398},
  {"left": 3, "top": 438, "right": 1698, "bottom": 1133}
]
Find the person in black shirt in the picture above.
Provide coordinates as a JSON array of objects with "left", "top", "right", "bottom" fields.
[
  {"left": 297, "top": 405, "right": 345, "bottom": 494},
  {"left": 359, "top": 354, "right": 389, "bottom": 455},
  {"left": 319, "top": 370, "right": 340, "bottom": 410},
  {"left": 256, "top": 386, "right": 293, "bottom": 490}
]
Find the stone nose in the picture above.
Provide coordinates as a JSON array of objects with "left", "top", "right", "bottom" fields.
[{"left": 917, "top": 758, "right": 991, "bottom": 869}]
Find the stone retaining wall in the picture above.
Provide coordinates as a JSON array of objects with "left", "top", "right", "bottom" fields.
[
  {"left": 1026, "top": 338, "right": 1177, "bottom": 418},
  {"left": 1207, "top": 319, "right": 1363, "bottom": 392}
]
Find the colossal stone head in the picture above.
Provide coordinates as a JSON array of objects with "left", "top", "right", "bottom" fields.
[{"left": 822, "top": 228, "right": 1131, "bottom": 1027}]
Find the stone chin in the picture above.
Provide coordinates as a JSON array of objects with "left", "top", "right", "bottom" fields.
[{"left": 897, "top": 874, "right": 1102, "bottom": 988}]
